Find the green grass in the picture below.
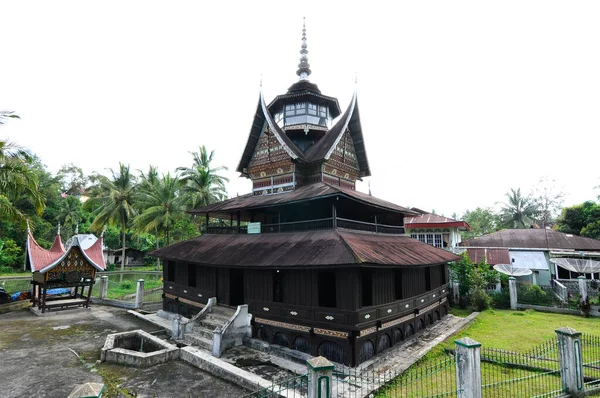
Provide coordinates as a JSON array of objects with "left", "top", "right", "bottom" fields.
[
  {"left": 449, "top": 306, "right": 474, "bottom": 318},
  {"left": 443, "top": 308, "right": 600, "bottom": 351},
  {"left": 103, "top": 278, "right": 163, "bottom": 300}
]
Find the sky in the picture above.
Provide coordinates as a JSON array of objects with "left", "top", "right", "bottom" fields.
[{"left": 1, "top": 1, "right": 600, "bottom": 218}]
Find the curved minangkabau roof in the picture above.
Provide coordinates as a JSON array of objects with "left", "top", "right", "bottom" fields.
[{"left": 26, "top": 230, "right": 105, "bottom": 273}]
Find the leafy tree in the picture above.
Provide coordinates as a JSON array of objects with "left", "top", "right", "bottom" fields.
[
  {"left": 55, "top": 195, "right": 83, "bottom": 238},
  {"left": 449, "top": 252, "right": 474, "bottom": 306},
  {"left": 57, "top": 163, "right": 88, "bottom": 196},
  {"left": 556, "top": 201, "right": 600, "bottom": 239},
  {"left": 89, "top": 163, "right": 137, "bottom": 270},
  {"left": 177, "top": 146, "right": 229, "bottom": 209},
  {"left": 532, "top": 177, "right": 564, "bottom": 228},
  {"left": 462, "top": 207, "right": 500, "bottom": 240},
  {"left": 0, "top": 238, "right": 22, "bottom": 269},
  {"left": 499, "top": 188, "right": 539, "bottom": 229}
]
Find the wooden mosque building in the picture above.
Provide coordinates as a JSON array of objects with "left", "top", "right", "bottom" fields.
[
  {"left": 153, "top": 24, "right": 458, "bottom": 366},
  {"left": 26, "top": 225, "right": 105, "bottom": 313}
]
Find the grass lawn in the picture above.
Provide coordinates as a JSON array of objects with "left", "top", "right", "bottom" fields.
[
  {"left": 103, "top": 278, "right": 163, "bottom": 300},
  {"left": 443, "top": 308, "right": 600, "bottom": 351}
]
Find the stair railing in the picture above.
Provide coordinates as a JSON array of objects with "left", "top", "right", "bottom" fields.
[
  {"left": 172, "top": 297, "right": 216, "bottom": 340},
  {"left": 212, "top": 304, "right": 252, "bottom": 357}
]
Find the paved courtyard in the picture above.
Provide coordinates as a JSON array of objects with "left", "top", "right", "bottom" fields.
[{"left": 0, "top": 305, "right": 244, "bottom": 398}]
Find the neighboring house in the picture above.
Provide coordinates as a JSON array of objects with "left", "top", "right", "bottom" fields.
[
  {"left": 459, "top": 229, "right": 600, "bottom": 285},
  {"left": 405, "top": 208, "right": 470, "bottom": 250},
  {"left": 104, "top": 248, "right": 145, "bottom": 267}
]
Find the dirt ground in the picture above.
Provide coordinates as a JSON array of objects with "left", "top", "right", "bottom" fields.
[{"left": 0, "top": 305, "right": 244, "bottom": 398}]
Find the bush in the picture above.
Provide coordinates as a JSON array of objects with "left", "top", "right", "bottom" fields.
[
  {"left": 518, "top": 284, "right": 554, "bottom": 306},
  {"left": 119, "top": 280, "right": 133, "bottom": 290},
  {"left": 106, "top": 263, "right": 115, "bottom": 271},
  {"left": 490, "top": 289, "right": 511, "bottom": 309}
]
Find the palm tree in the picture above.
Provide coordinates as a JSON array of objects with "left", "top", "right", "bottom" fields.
[
  {"left": 177, "top": 145, "right": 229, "bottom": 209},
  {"left": 90, "top": 163, "right": 137, "bottom": 271},
  {"left": 499, "top": 188, "right": 539, "bottom": 229},
  {"left": 55, "top": 195, "right": 83, "bottom": 237},
  {"left": 0, "top": 113, "right": 44, "bottom": 224},
  {"left": 134, "top": 173, "right": 185, "bottom": 246}
]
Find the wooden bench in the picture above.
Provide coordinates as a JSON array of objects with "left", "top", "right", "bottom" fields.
[{"left": 44, "top": 298, "right": 88, "bottom": 310}]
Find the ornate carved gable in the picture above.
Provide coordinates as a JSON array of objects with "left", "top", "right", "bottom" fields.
[
  {"left": 322, "top": 129, "right": 360, "bottom": 189},
  {"left": 248, "top": 125, "right": 296, "bottom": 195}
]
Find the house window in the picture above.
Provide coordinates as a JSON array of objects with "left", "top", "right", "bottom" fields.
[
  {"left": 273, "top": 270, "right": 283, "bottom": 303},
  {"left": 411, "top": 233, "right": 444, "bottom": 248},
  {"left": 318, "top": 271, "right": 337, "bottom": 308},
  {"left": 167, "top": 261, "right": 175, "bottom": 282},
  {"left": 361, "top": 269, "right": 373, "bottom": 307},
  {"left": 394, "top": 270, "right": 403, "bottom": 300},
  {"left": 188, "top": 264, "right": 196, "bottom": 288}
]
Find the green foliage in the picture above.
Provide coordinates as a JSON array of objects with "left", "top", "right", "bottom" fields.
[
  {"left": 517, "top": 283, "right": 554, "bottom": 306},
  {"left": 499, "top": 187, "right": 539, "bottom": 229},
  {"left": 556, "top": 201, "right": 600, "bottom": 239},
  {"left": 461, "top": 207, "right": 501, "bottom": 240},
  {"left": 449, "top": 252, "right": 474, "bottom": 298},
  {"left": 0, "top": 238, "right": 22, "bottom": 268},
  {"left": 470, "top": 263, "right": 493, "bottom": 311},
  {"left": 489, "top": 289, "right": 511, "bottom": 309}
]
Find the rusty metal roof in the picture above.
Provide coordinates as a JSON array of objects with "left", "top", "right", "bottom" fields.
[
  {"left": 461, "top": 229, "right": 600, "bottom": 251},
  {"left": 466, "top": 248, "right": 510, "bottom": 265},
  {"left": 189, "top": 182, "right": 417, "bottom": 216},
  {"left": 405, "top": 212, "right": 471, "bottom": 231},
  {"left": 152, "top": 228, "right": 458, "bottom": 267}
]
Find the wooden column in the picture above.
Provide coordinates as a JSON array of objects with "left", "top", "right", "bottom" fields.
[{"left": 332, "top": 202, "right": 337, "bottom": 228}]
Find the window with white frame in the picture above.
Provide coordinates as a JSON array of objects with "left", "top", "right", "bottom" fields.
[{"left": 411, "top": 233, "right": 444, "bottom": 248}]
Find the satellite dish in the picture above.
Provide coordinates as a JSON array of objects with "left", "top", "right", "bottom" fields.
[{"left": 493, "top": 264, "right": 533, "bottom": 277}]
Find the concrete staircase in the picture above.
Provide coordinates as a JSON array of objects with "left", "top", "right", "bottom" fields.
[{"left": 184, "top": 305, "right": 236, "bottom": 352}]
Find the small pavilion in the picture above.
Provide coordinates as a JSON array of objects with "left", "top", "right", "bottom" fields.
[{"left": 26, "top": 225, "right": 105, "bottom": 313}]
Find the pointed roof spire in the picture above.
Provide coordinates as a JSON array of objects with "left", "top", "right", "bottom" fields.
[
  {"left": 296, "top": 17, "right": 311, "bottom": 81},
  {"left": 75, "top": 224, "right": 79, "bottom": 235},
  {"left": 57, "top": 222, "right": 61, "bottom": 235}
]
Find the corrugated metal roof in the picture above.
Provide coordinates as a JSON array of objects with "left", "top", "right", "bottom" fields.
[
  {"left": 189, "top": 182, "right": 416, "bottom": 216},
  {"left": 152, "top": 228, "right": 458, "bottom": 267},
  {"left": 405, "top": 212, "right": 471, "bottom": 231},
  {"left": 461, "top": 229, "right": 600, "bottom": 251}
]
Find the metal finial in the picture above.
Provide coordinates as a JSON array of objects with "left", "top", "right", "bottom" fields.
[
  {"left": 296, "top": 17, "right": 311, "bottom": 80},
  {"left": 57, "top": 223, "right": 61, "bottom": 235},
  {"left": 75, "top": 224, "right": 79, "bottom": 235},
  {"left": 101, "top": 225, "right": 106, "bottom": 237},
  {"left": 26, "top": 219, "right": 31, "bottom": 234},
  {"left": 260, "top": 74, "right": 263, "bottom": 88}
]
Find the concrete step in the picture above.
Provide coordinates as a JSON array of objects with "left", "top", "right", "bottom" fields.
[
  {"left": 211, "top": 305, "right": 236, "bottom": 318},
  {"left": 186, "top": 333, "right": 213, "bottom": 351},
  {"left": 205, "top": 312, "right": 232, "bottom": 323},
  {"left": 191, "top": 326, "right": 214, "bottom": 340},
  {"left": 197, "top": 317, "right": 227, "bottom": 330}
]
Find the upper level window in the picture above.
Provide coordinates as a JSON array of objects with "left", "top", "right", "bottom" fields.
[
  {"left": 283, "top": 102, "right": 330, "bottom": 128},
  {"left": 411, "top": 233, "right": 444, "bottom": 248}
]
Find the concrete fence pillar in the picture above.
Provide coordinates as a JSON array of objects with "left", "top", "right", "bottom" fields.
[
  {"left": 307, "top": 356, "right": 334, "bottom": 398},
  {"left": 578, "top": 276, "right": 588, "bottom": 299},
  {"left": 455, "top": 337, "right": 482, "bottom": 398},
  {"left": 135, "top": 279, "right": 145, "bottom": 309},
  {"left": 99, "top": 276, "right": 108, "bottom": 300},
  {"left": 508, "top": 277, "right": 517, "bottom": 310},
  {"left": 556, "top": 327, "right": 584, "bottom": 397},
  {"left": 453, "top": 282, "right": 460, "bottom": 303}
]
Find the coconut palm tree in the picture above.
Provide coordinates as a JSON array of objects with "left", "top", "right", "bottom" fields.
[
  {"left": 90, "top": 163, "right": 137, "bottom": 270},
  {"left": 177, "top": 146, "right": 229, "bottom": 209},
  {"left": 134, "top": 172, "right": 185, "bottom": 246},
  {"left": 499, "top": 188, "right": 539, "bottom": 229},
  {"left": 0, "top": 113, "right": 44, "bottom": 224}
]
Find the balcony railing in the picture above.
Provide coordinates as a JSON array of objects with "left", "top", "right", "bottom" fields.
[{"left": 203, "top": 217, "right": 405, "bottom": 235}]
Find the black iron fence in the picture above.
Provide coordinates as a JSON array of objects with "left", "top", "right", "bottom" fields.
[{"left": 243, "top": 374, "right": 308, "bottom": 398}]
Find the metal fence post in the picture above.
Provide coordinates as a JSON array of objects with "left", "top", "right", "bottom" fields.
[
  {"left": 578, "top": 276, "right": 588, "bottom": 299},
  {"left": 99, "top": 275, "right": 108, "bottom": 300},
  {"left": 307, "top": 356, "right": 334, "bottom": 398},
  {"left": 556, "top": 327, "right": 584, "bottom": 397},
  {"left": 509, "top": 277, "right": 517, "bottom": 310},
  {"left": 135, "top": 279, "right": 145, "bottom": 309},
  {"left": 455, "top": 337, "right": 482, "bottom": 398}
]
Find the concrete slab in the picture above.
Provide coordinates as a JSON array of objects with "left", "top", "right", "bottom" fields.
[{"left": 0, "top": 305, "right": 244, "bottom": 397}]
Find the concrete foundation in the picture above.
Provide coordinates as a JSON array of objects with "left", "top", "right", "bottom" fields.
[{"left": 101, "top": 329, "right": 179, "bottom": 367}]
